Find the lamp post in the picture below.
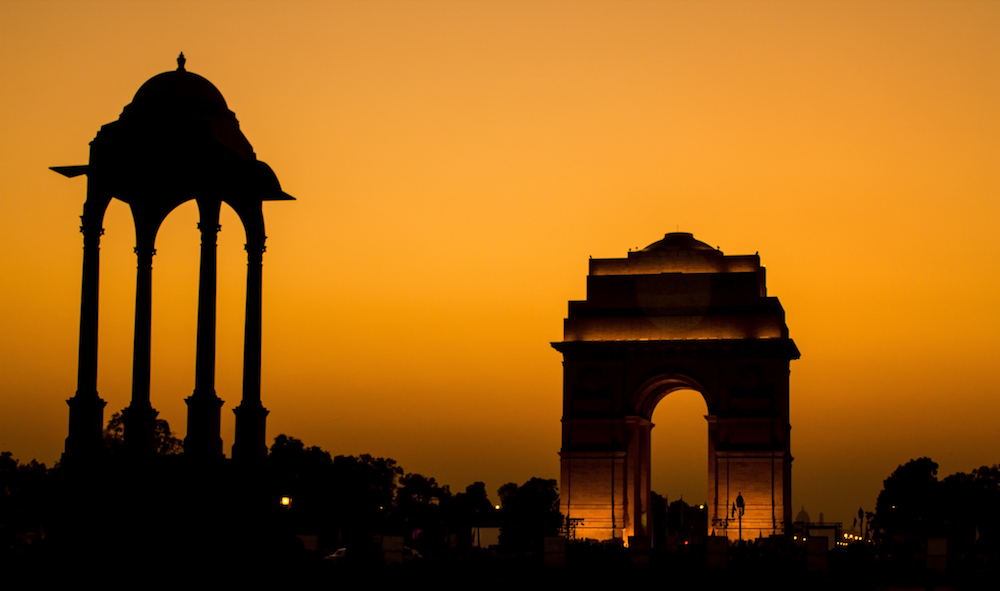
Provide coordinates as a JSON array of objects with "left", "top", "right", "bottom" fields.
[
  {"left": 858, "top": 507, "right": 865, "bottom": 541},
  {"left": 735, "top": 493, "right": 745, "bottom": 542}
]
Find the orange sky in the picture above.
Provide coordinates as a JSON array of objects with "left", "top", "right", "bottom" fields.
[{"left": 2, "top": 1, "right": 999, "bottom": 527}]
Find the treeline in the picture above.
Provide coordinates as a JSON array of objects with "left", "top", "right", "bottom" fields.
[
  {"left": 872, "top": 457, "right": 1000, "bottom": 561},
  {"left": 0, "top": 417, "right": 562, "bottom": 569},
  {"left": 265, "top": 433, "right": 562, "bottom": 555},
  {"left": 0, "top": 451, "right": 48, "bottom": 551}
]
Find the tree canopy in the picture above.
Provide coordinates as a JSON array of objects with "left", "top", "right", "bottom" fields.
[
  {"left": 103, "top": 411, "right": 182, "bottom": 455},
  {"left": 497, "top": 477, "right": 562, "bottom": 552},
  {"left": 874, "top": 457, "right": 1000, "bottom": 556}
]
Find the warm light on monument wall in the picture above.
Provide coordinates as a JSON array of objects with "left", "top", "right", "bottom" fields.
[{"left": 554, "top": 233, "right": 799, "bottom": 543}]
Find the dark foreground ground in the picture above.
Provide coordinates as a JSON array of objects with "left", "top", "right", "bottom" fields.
[
  {"left": 5, "top": 458, "right": 999, "bottom": 589},
  {"left": 7, "top": 541, "right": 1000, "bottom": 590}
]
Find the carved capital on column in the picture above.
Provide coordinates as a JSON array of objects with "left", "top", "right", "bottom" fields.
[
  {"left": 244, "top": 237, "right": 266, "bottom": 261},
  {"left": 80, "top": 216, "right": 106, "bottom": 247},
  {"left": 197, "top": 222, "right": 222, "bottom": 245},
  {"left": 245, "top": 235, "right": 267, "bottom": 252}
]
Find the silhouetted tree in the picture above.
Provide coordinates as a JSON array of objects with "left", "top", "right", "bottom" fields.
[
  {"left": 393, "top": 472, "right": 451, "bottom": 553},
  {"left": 329, "top": 452, "right": 403, "bottom": 544},
  {"left": 269, "top": 434, "right": 334, "bottom": 478},
  {"left": 0, "top": 452, "right": 50, "bottom": 555},
  {"left": 497, "top": 478, "right": 562, "bottom": 553},
  {"left": 451, "top": 482, "right": 498, "bottom": 526},
  {"left": 268, "top": 435, "right": 337, "bottom": 540},
  {"left": 666, "top": 498, "right": 708, "bottom": 545},
  {"left": 103, "top": 411, "right": 182, "bottom": 455},
  {"left": 651, "top": 491, "right": 668, "bottom": 547},
  {"left": 873, "top": 457, "right": 942, "bottom": 540},
  {"left": 872, "top": 458, "right": 1000, "bottom": 579},
  {"left": 939, "top": 464, "right": 1000, "bottom": 556}
]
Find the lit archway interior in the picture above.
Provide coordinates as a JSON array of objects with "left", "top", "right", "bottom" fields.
[{"left": 650, "top": 388, "right": 708, "bottom": 508}]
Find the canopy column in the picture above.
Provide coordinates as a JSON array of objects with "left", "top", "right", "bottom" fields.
[
  {"left": 232, "top": 207, "right": 268, "bottom": 464},
  {"left": 63, "top": 187, "right": 110, "bottom": 463},
  {"left": 124, "top": 233, "right": 158, "bottom": 457},
  {"left": 185, "top": 199, "right": 224, "bottom": 459}
]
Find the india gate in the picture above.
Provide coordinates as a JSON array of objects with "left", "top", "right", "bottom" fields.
[
  {"left": 554, "top": 232, "right": 799, "bottom": 543},
  {"left": 54, "top": 55, "right": 292, "bottom": 464}
]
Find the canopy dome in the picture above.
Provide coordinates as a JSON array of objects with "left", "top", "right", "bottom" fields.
[
  {"left": 98, "top": 53, "right": 256, "bottom": 164},
  {"left": 131, "top": 62, "right": 229, "bottom": 115},
  {"left": 79, "top": 53, "right": 294, "bottom": 202},
  {"left": 122, "top": 53, "right": 234, "bottom": 123}
]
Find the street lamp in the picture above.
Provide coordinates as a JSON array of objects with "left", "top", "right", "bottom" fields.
[
  {"left": 735, "top": 493, "right": 745, "bottom": 541},
  {"left": 858, "top": 506, "right": 865, "bottom": 541}
]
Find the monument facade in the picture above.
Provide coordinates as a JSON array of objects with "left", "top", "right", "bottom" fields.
[{"left": 554, "top": 233, "right": 798, "bottom": 542}]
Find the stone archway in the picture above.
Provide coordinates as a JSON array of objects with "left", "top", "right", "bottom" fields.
[{"left": 554, "top": 233, "right": 799, "bottom": 543}]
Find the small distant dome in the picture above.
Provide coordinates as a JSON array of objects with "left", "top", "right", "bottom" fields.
[
  {"left": 795, "top": 506, "right": 811, "bottom": 523},
  {"left": 641, "top": 232, "right": 715, "bottom": 252}
]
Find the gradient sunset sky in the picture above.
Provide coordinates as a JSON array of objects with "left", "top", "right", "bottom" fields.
[{"left": 2, "top": 1, "right": 999, "bottom": 526}]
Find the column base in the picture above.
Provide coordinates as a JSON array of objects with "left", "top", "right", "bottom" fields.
[
  {"left": 232, "top": 402, "right": 269, "bottom": 465},
  {"left": 63, "top": 392, "right": 107, "bottom": 465},
  {"left": 184, "top": 391, "right": 225, "bottom": 460}
]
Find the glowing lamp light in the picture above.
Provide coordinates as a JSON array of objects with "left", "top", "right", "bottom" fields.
[
  {"left": 280, "top": 496, "right": 292, "bottom": 507},
  {"left": 495, "top": 504, "right": 501, "bottom": 510}
]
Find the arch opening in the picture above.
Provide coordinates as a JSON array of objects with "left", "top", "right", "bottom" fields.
[
  {"left": 650, "top": 387, "right": 708, "bottom": 506},
  {"left": 215, "top": 201, "right": 251, "bottom": 455},
  {"left": 96, "top": 198, "right": 141, "bottom": 417},
  {"left": 649, "top": 388, "right": 709, "bottom": 545},
  {"left": 150, "top": 199, "right": 200, "bottom": 436}
]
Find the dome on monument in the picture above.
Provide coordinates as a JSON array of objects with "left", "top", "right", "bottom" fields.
[
  {"left": 99, "top": 53, "right": 256, "bottom": 163},
  {"left": 641, "top": 232, "right": 716, "bottom": 252},
  {"left": 130, "top": 53, "right": 229, "bottom": 114},
  {"left": 56, "top": 54, "right": 293, "bottom": 201},
  {"left": 795, "top": 506, "right": 811, "bottom": 523}
]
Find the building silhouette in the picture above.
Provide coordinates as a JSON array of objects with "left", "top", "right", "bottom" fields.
[
  {"left": 554, "top": 232, "right": 799, "bottom": 543},
  {"left": 53, "top": 54, "right": 293, "bottom": 464}
]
